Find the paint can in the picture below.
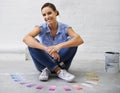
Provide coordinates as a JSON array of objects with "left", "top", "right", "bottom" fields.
[{"left": 105, "top": 52, "right": 119, "bottom": 73}]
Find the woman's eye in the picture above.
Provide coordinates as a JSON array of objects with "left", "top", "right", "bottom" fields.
[
  {"left": 48, "top": 12, "right": 52, "bottom": 15},
  {"left": 42, "top": 14, "right": 46, "bottom": 16}
]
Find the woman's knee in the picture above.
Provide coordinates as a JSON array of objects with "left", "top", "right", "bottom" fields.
[
  {"left": 28, "top": 46, "right": 43, "bottom": 53},
  {"left": 28, "top": 46, "right": 34, "bottom": 51},
  {"left": 70, "top": 47, "right": 78, "bottom": 52}
]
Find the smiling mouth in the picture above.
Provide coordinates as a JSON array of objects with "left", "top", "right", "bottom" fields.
[{"left": 47, "top": 20, "right": 52, "bottom": 23}]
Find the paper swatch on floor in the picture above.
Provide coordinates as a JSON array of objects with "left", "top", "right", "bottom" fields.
[
  {"left": 64, "top": 86, "right": 71, "bottom": 91},
  {"left": 36, "top": 85, "right": 44, "bottom": 90},
  {"left": 10, "top": 73, "right": 25, "bottom": 81},
  {"left": 26, "top": 83, "right": 37, "bottom": 87},
  {"left": 20, "top": 82, "right": 30, "bottom": 85},
  {"left": 85, "top": 80, "right": 98, "bottom": 85},
  {"left": 81, "top": 83, "right": 93, "bottom": 88},
  {"left": 73, "top": 85, "right": 83, "bottom": 90},
  {"left": 86, "top": 72, "right": 99, "bottom": 81},
  {"left": 49, "top": 85, "right": 56, "bottom": 91}
]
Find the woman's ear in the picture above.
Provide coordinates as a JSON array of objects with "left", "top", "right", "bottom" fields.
[{"left": 56, "top": 10, "right": 59, "bottom": 16}]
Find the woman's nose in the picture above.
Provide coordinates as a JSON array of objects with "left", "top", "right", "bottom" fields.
[{"left": 45, "top": 15, "right": 49, "bottom": 19}]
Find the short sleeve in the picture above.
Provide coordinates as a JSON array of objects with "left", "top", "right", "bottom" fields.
[{"left": 37, "top": 22, "right": 48, "bottom": 35}]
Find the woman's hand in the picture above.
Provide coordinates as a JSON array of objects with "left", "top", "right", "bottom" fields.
[
  {"left": 46, "top": 45, "right": 60, "bottom": 55},
  {"left": 44, "top": 45, "right": 60, "bottom": 61},
  {"left": 51, "top": 52, "right": 60, "bottom": 61}
]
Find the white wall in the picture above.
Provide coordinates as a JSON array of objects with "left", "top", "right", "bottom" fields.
[{"left": 0, "top": 0, "right": 120, "bottom": 59}]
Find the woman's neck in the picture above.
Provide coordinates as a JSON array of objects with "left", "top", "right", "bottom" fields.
[{"left": 49, "top": 21, "right": 58, "bottom": 31}]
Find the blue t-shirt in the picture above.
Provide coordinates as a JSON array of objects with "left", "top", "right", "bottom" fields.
[{"left": 38, "top": 22, "right": 71, "bottom": 46}]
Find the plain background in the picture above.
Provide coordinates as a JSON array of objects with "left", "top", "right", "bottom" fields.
[{"left": 0, "top": 0, "right": 120, "bottom": 59}]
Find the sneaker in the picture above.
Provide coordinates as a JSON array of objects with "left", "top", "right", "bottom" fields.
[
  {"left": 39, "top": 68, "right": 51, "bottom": 81},
  {"left": 57, "top": 70, "right": 75, "bottom": 82}
]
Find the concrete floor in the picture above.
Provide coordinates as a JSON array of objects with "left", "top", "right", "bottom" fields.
[{"left": 0, "top": 53, "right": 120, "bottom": 93}]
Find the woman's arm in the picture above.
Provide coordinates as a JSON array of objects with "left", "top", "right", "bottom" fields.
[
  {"left": 58, "top": 27, "right": 84, "bottom": 48},
  {"left": 23, "top": 26, "right": 47, "bottom": 50},
  {"left": 47, "top": 27, "right": 84, "bottom": 55}
]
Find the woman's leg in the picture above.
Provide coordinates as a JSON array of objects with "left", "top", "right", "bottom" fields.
[
  {"left": 58, "top": 47, "right": 78, "bottom": 70},
  {"left": 28, "top": 46, "right": 77, "bottom": 82},
  {"left": 29, "top": 54, "right": 45, "bottom": 72},
  {"left": 28, "top": 47, "right": 58, "bottom": 71}
]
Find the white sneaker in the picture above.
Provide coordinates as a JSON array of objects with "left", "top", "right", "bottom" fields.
[
  {"left": 39, "top": 68, "right": 50, "bottom": 81},
  {"left": 57, "top": 70, "right": 75, "bottom": 82}
]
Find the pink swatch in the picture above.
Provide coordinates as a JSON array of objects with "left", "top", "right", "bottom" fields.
[
  {"left": 73, "top": 85, "right": 83, "bottom": 90},
  {"left": 64, "top": 86, "right": 71, "bottom": 91},
  {"left": 49, "top": 85, "right": 56, "bottom": 91},
  {"left": 36, "top": 85, "right": 44, "bottom": 90}
]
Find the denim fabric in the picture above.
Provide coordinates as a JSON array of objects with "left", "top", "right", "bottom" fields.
[
  {"left": 28, "top": 47, "right": 78, "bottom": 72},
  {"left": 38, "top": 22, "right": 71, "bottom": 46}
]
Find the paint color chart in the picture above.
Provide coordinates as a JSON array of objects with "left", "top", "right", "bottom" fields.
[{"left": 9, "top": 73, "right": 99, "bottom": 92}]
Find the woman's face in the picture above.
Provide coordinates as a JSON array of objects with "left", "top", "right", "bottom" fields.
[{"left": 41, "top": 6, "right": 57, "bottom": 25}]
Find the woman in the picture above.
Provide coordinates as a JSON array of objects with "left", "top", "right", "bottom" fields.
[{"left": 23, "top": 2, "right": 84, "bottom": 82}]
